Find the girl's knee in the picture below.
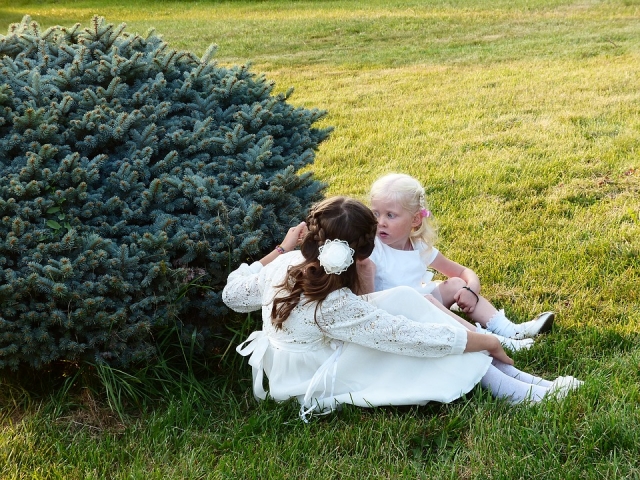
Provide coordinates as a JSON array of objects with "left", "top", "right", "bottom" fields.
[
  {"left": 443, "top": 277, "right": 466, "bottom": 291},
  {"left": 436, "top": 277, "right": 466, "bottom": 306}
]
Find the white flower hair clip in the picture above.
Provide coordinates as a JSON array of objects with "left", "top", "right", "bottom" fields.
[{"left": 318, "top": 239, "right": 355, "bottom": 275}]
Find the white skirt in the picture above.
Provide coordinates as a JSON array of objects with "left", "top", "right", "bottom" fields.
[{"left": 240, "top": 288, "right": 492, "bottom": 419}]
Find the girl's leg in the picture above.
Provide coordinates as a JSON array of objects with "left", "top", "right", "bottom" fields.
[
  {"left": 433, "top": 279, "right": 554, "bottom": 339},
  {"left": 481, "top": 364, "right": 583, "bottom": 403},
  {"left": 480, "top": 364, "right": 549, "bottom": 403},
  {"left": 427, "top": 295, "right": 534, "bottom": 351},
  {"left": 432, "top": 278, "right": 499, "bottom": 325},
  {"left": 424, "top": 294, "right": 475, "bottom": 331},
  {"left": 491, "top": 359, "right": 552, "bottom": 387}
]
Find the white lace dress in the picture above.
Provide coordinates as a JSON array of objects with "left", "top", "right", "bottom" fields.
[{"left": 223, "top": 251, "right": 492, "bottom": 419}]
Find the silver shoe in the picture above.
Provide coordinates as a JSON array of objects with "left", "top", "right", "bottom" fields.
[{"left": 513, "top": 311, "right": 555, "bottom": 339}]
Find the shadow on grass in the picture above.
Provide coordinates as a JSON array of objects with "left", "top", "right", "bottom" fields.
[{"left": 0, "top": 311, "right": 254, "bottom": 429}]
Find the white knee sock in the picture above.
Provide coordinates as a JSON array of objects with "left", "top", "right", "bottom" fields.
[
  {"left": 492, "top": 359, "right": 552, "bottom": 387},
  {"left": 486, "top": 310, "right": 518, "bottom": 338},
  {"left": 480, "top": 364, "right": 549, "bottom": 403}
]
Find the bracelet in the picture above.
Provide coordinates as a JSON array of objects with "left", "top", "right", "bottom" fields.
[
  {"left": 462, "top": 286, "right": 479, "bottom": 304},
  {"left": 275, "top": 245, "right": 285, "bottom": 254}
]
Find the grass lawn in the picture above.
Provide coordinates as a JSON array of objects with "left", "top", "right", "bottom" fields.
[{"left": 1, "top": 0, "right": 640, "bottom": 478}]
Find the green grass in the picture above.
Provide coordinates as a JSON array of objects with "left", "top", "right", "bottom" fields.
[{"left": 2, "top": 0, "right": 640, "bottom": 478}]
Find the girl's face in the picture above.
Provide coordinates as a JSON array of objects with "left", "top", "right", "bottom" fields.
[{"left": 370, "top": 196, "right": 421, "bottom": 250}]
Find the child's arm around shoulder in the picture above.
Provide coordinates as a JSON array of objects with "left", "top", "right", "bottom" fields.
[{"left": 356, "top": 257, "right": 376, "bottom": 295}]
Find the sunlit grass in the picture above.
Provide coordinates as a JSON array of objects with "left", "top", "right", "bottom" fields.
[
  {"left": 1, "top": 0, "right": 638, "bottom": 67},
  {"left": 1, "top": 0, "right": 640, "bottom": 478}
]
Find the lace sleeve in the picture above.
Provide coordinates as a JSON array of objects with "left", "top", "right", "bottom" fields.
[
  {"left": 318, "top": 288, "right": 468, "bottom": 358},
  {"left": 222, "top": 261, "right": 265, "bottom": 313},
  {"left": 222, "top": 251, "right": 304, "bottom": 313}
]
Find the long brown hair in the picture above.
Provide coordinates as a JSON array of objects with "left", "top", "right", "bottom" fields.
[{"left": 271, "top": 196, "right": 377, "bottom": 329}]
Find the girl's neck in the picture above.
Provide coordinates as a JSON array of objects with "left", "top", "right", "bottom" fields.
[{"left": 400, "top": 238, "right": 413, "bottom": 251}]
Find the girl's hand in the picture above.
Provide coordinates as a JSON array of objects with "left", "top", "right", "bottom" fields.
[
  {"left": 259, "top": 222, "right": 308, "bottom": 267},
  {"left": 454, "top": 288, "right": 478, "bottom": 314},
  {"left": 464, "top": 332, "right": 514, "bottom": 365},
  {"left": 280, "top": 221, "right": 307, "bottom": 252},
  {"left": 356, "top": 258, "right": 376, "bottom": 294},
  {"left": 487, "top": 341, "right": 513, "bottom": 365},
  {"left": 356, "top": 257, "right": 375, "bottom": 275}
]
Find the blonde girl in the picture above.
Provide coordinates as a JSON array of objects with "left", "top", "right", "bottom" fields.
[{"left": 367, "top": 173, "right": 554, "bottom": 347}]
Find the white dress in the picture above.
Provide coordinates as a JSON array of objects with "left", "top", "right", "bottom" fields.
[
  {"left": 223, "top": 251, "right": 492, "bottom": 420},
  {"left": 369, "top": 237, "right": 440, "bottom": 294}
]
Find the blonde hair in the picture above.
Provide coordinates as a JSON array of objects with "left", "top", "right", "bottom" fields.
[{"left": 369, "top": 173, "right": 437, "bottom": 251}]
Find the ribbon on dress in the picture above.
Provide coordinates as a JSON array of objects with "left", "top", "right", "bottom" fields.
[
  {"left": 299, "top": 340, "right": 344, "bottom": 422},
  {"left": 237, "top": 330, "right": 345, "bottom": 422},
  {"left": 236, "top": 330, "right": 270, "bottom": 400}
]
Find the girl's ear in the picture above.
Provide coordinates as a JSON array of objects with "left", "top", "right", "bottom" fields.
[{"left": 411, "top": 212, "right": 422, "bottom": 228}]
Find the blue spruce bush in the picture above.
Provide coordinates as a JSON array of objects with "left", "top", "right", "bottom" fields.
[{"left": 0, "top": 16, "right": 330, "bottom": 369}]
